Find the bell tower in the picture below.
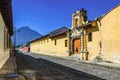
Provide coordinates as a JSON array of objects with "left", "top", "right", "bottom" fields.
[{"left": 71, "top": 8, "right": 87, "bottom": 29}]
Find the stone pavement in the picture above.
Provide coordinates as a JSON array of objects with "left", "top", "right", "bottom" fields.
[
  {"left": 24, "top": 51, "right": 120, "bottom": 70},
  {"left": 16, "top": 53, "right": 105, "bottom": 80},
  {"left": 0, "top": 55, "right": 18, "bottom": 80},
  {"left": 22, "top": 51, "right": 120, "bottom": 80}
]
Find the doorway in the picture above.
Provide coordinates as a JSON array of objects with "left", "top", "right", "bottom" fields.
[{"left": 73, "top": 38, "right": 80, "bottom": 54}]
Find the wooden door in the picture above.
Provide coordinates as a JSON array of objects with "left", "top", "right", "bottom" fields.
[{"left": 73, "top": 39, "right": 80, "bottom": 54}]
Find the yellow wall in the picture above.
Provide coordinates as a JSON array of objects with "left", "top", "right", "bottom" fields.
[
  {"left": 0, "top": 13, "right": 10, "bottom": 69},
  {"left": 30, "top": 34, "right": 69, "bottom": 57},
  {"left": 31, "top": 5, "right": 120, "bottom": 63},
  {"left": 100, "top": 5, "right": 120, "bottom": 63},
  {"left": 86, "top": 5, "right": 120, "bottom": 63},
  {"left": 86, "top": 24, "right": 101, "bottom": 60}
]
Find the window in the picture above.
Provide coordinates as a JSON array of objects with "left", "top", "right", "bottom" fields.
[
  {"left": 75, "top": 18, "right": 78, "bottom": 27},
  {"left": 54, "top": 40, "right": 57, "bottom": 45},
  {"left": 88, "top": 33, "right": 92, "bottom": 41},
  {"left": 65, "top": 40, "right": 68, "bottom": 47}
]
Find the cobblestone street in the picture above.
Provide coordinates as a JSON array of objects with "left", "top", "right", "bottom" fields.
[
  {"left": 16, "top": 52, "right": 105, "bottom": 80},
  {"left": 16, "top": 51, "right": 120, "bottom": 80}
]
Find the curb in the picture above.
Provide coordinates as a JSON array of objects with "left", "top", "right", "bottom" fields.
[
  {"left": 32, "top": 52, "right": 120, "bottom": 70},
  {"left": 22, "top": 52, "right": 120, "bottom": 71}
]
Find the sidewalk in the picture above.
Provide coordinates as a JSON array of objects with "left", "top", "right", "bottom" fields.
[
  {"left": 63, "top": 54, "right": 120, "bottom": 70},
  {"left": 64, "top": 57, "right": 120, "bottom": 70},
  {"left": 0, "top": 55, "right": 18, "bottom": 80},
  {"left": 77, "top": 60, "right": 120, "bottom": 70},
  {"left": 25, "top": 51, "right": 120, "bottom": 70}
]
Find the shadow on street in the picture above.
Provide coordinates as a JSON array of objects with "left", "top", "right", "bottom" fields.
[{"left": 16, "top": 52, "right": 105, "bottom": 80}]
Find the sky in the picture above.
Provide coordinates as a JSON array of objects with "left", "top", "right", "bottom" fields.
[{"left": 12, "top": 0, "right": 120, "bottom": 35}]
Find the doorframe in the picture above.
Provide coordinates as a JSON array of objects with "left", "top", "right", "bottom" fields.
[{"left": 71, "top": 36, "right": 81, "bottom": 54}]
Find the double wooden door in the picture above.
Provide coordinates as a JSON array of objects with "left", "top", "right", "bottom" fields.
[{"left": 73, "top": 39, "right": 80, "bottom": 54}]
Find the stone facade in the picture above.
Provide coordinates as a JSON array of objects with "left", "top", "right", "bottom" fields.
[{"left": 68, "top": 8, "right": 89, "bottom": 60}]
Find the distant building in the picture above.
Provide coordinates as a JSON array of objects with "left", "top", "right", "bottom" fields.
[
  {"left": 30, "top": 27, "right": 68, "bottom": 57},
  {"left": 21, "top": 43, "right": 30, "bottom": 52},
  {"left": 22, "top": 46, "right": 30, "bottom": 52},
  {"left": 0, "top": 0, "right": 13, "bottom": 68}
]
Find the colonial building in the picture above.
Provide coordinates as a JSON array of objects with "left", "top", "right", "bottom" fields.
[
  {"left": 30, "top": 4, "right": 120, "bottom": 63},
  {"left": 30, "top": 27, "right": 68, "bottom": 57},
  {"left": 0, "top": 0, "right": 13, "bottom": 68},
  {"left": 68, "top": 4, "right": 120, "bottom": 63}
]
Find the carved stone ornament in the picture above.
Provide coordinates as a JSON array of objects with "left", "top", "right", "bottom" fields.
[{"left": 70, "top": 27, "right": 83, "bottom": 37}]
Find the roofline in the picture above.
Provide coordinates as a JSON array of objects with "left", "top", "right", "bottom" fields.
[
  {"left": 29, "top": 31, "right": 67, "bottom": 43},
  {"left": 76, "top": 4, "right": 120, "bottom": 27},
  {"left": 50, "top": 26, "right": 67, "bottom": 33},
  {"left": 49, "top": 30, "right": 67, "bottom": 38},
  {"left": 29, "top": 27, "right": 68, "bottom": 43},
  {"left": 100, "top": 4, "right": 120, "bottom": 20},
  {"left": 0, "top": 0, "right": 13, "bottom": 35},
  {"left": 29, "top": 34, "right": 49, "bottom": 43}
]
